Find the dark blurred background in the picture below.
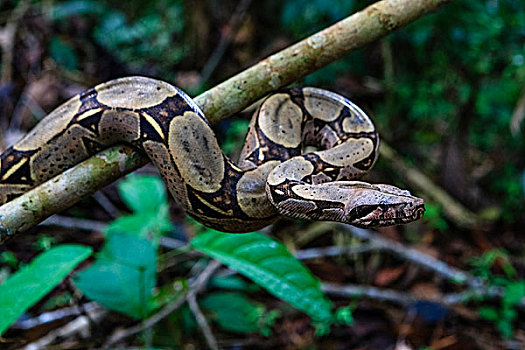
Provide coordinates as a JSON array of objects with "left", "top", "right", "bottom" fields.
[{"left": 0, "top": 0, "right": 524, "bottom": 348}]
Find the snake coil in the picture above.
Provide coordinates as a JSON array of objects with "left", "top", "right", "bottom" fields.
[{"left": 0, "top": 77, "right": 424, "bottom": 232}]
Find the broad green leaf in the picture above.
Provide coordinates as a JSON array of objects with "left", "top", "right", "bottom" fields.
[
  {"left": 192, "top": 231, "right": 333, "bottom": 322},
  {"left": 0, "top": 245, "right": 92, "bottom": 335},
  {"left": 118, "top": 175, "right": 168, "bottom": 213},
  {"left": 503, "top": 281, "right": 525, "bottom": 306},
  {"left": 75, "top": 234, "right": 156, "bottom": 319},
  {"left": 200, "top": 292, "right": 273, "bottom": 334},
  {"left": 104, "top": 208, "right": 173, "bottom": 240}
]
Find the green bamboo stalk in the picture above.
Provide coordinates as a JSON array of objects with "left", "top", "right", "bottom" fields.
[{"left": 0, "top": 0, "right": 454, "bottom": 242}]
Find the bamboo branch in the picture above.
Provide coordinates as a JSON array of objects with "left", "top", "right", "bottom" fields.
[{"left": 0, "top": 0, "right": 455, "bottom": 241}]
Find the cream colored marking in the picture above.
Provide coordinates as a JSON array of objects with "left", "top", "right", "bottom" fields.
[
  {"left": 291, "top": 183, "right": 346, "bottom": 202},
  {"left": 304, "top": 94, "right": 343, "bottom": 122},
  {"left": 273, "top": 189, "right": 285, "bottom": 196},
  {"left": 1, "top": 158, "right": 28, "bottom": 180},
  {"left": 194, "top": 193, "right": 234, "bottom": 216},
  {"left": 99, "top": 110, "right": 140, "bottom": 142},
  {"left": 291, "top": 181, "right": 381, "bottom": 202},
  {"left": 169, "top": 111, "right": 224, "bottom": 193},
  {"left": 342, "top": 116, "right": 374, "bottom": 133},
  {"left": 258, "top": 94, "right": 303, "bottom": 148},
  {"left": 14, "top": 96, "right": 82, "bottom": 151},
  {"left": 317, "top": 138, "right": 374, "bottom": 167},
  {"left": 96, "top": 77, "right": 178, "bottom": 109},
  {"left": 141, "top": 112, "right": 165, "bottom": 139},
  {"left": 267, "top": 157, "right": 314, "bottom": 186},
  {"left": 229, "top": 162, "right": 244, "bottom": 173},
  {"left": 76, "top": 108, "right": 103, "bottom": 121},
  {"left": 236, "top": 161, "right": 279, "bottom": 218}
]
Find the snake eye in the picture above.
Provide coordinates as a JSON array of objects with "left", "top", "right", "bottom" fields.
[{"left": 348, "top": 205, "right": 377, "bottom": 221}]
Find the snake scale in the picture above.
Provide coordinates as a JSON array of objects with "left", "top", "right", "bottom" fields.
[{"left": 0, "top": 77, "right": 424, "bottom": 232}]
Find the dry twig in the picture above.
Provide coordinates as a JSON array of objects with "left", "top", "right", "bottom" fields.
[{"left": 188, "top": 292, "right": 219, "bottom": 350}]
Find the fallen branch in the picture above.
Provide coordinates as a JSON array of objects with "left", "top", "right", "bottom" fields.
[
  {"left": 0, "top": 0, "right": 455, "bottom": 241},
  {"left": 323, "top": 282, "right": 525, "bottom": 309},
  {"left": 188, "top": 292, "right": 219, "bottom": 350},
  {"left": 23, "top": 306, "right": 107, "bottom": 350},
  {"left": 339, "top": 224, "right": 472, "bottom": 284},
  {"left": 13, "top": 302, "right": 101, "bottom": 330},
  {"left": 294, "top": 243, "right": 377, "bottom": 260}
]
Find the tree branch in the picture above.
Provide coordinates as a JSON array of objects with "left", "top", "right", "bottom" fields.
[{"left": 0, "top": 0, "right": 455, "bottom": 242}]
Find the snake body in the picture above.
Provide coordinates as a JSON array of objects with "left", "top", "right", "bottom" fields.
[{"left": 0, "top": 77, "right": 424, "bottom": 232}]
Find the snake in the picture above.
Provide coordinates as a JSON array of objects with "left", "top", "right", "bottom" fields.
[{"left": 0, "top": 76, "right": 425, "bottom": 232}]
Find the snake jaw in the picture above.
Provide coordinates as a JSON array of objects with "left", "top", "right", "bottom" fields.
[
  {"left": 350, "top": 202, "right": 426, "bottom": 227},
  {"left": 345, "top": 184, "right": 425, "bottom": 227}
]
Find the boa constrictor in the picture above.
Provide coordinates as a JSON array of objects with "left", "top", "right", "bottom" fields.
[{"left": 0, "top": 77, "right": 424, "bottom": 232}]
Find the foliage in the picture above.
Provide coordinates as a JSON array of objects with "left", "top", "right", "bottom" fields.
[
  {"left": 75, "top": 233, "right": 158, "bottom": 319},
  {"left": 279, "top": 0, "right": 363, "bottom": 87},
  {"left": 471, "top": 249, "right": 525, "bottom": 339},
  {"left": 384, "top": 0, "right": 525, "bottom": 220},
  {"left": 191, "top": 230, "right": 336, "bottom": 329},
  {"left": 74, "top": 175, "right": 339, "bottom": 334},
  {"left": 200, "top": 291, "right": 281, "bottom": 336},
  {"left": 105, "top": 174, "right": 173, "bottom": 241},
  {"left": 50, "top": 0, "right": 187, "bottom": 80},
  {"left": 0, "top": 245, "right": 92, "bottom": 335},
  {"left": 74, "top": 175, "right": 170, "bottom": 319},
  {"left": 280, "top": 0, "right": 525, "bottom": 223},
  {"left": 280, "top": 0, "right": 355, "bottom": 37},
  {"left": 421, "top": 202, "right": 449, "bottom": 231},
  {"left": 1, "top": 0, "right": 524, "bottom": 346}
]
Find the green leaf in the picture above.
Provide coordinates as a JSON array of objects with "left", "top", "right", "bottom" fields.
[
  {"left": 478, "top": 306, "right": 499, "bottom": 321},
  {"left": 200, "top": 292, "right": 274, "bottom": 335},
  {"left": 104, "top": 208, "right": 173, "bottom": 240},
  {"left": 335, "top": 305, "right": 354, "bottom": 326},
  {"left": 503, "top": 281, "right": 525, "bottom": 306},
  {"left": 192, "top": 231, "right": 333, "bottom": 322},
  {"left": 75, "top": 234, "right": 157, "bottom": 319},
  {"left": 118, "top": 175, "right": 168, "bottom": 213},
  {"left": 0, "top": 245, "right": 92, "bottom": 335}
]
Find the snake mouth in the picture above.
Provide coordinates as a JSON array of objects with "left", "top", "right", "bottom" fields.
[{"left": 350, "top": 202, "right": 426, "bottom": 227}]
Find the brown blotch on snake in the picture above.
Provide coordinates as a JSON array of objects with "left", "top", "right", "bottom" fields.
[{"left": 0, "top": 77, "right": 424, "bottom": 232}]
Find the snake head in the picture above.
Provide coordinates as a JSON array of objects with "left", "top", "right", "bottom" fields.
[
  {"left": 341, "top": 182, "right": 425, "bottom": 227},
  {"left": 269, "top": 180, "right": 425, "bottom": 227}
]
